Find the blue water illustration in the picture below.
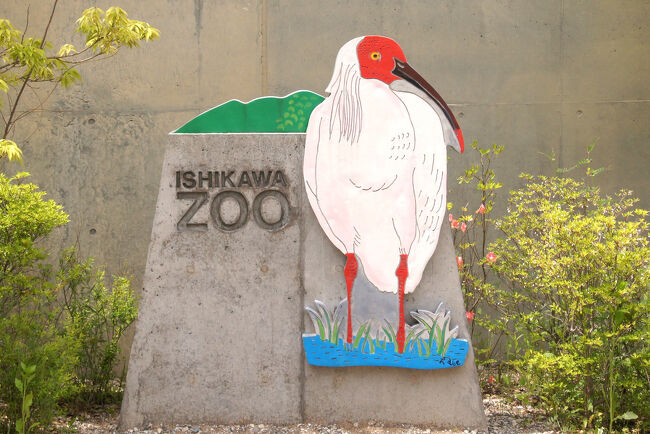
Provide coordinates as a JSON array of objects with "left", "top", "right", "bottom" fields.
[{"left": 303, "top": 334, "right": 469, "bottom": 369}]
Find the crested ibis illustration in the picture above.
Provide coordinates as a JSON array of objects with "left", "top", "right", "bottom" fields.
[{"left": 303, "top": 36, "right": 464, "bottom": 354}]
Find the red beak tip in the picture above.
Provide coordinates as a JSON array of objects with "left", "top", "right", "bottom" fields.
[{"left": 456, "top": 129, "right": 465, "bottom": 154}]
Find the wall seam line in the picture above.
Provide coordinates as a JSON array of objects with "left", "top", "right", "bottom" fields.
[
  {"left": 559, "top": 0, "right": 565, "bottom": 169},
  {"left": 261, "top": 0, "right": 268, "bottom": 96}
]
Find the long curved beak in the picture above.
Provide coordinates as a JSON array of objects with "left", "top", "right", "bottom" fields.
[{"left": 392, "top": 58, "right": 464, "bottom": 153}]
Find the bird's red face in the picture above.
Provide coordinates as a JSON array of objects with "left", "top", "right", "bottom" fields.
[
  {"left": 357, "top": 36, "right": 406, "bottom": 84},
  {"left": 356, "top": 35, "right": 464, "bottom": 153}
]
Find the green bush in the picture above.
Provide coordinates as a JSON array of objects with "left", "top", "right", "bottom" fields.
[
  {"left": 0, "top": 172, "right": 78, "bottom": 429},
  {"left": 58, "top": 248, "right": 138, "bottom": 405},
  {"left": 0, "top": 173, "right": 138, "bottom": 430},
  {"left": 485, "top": 163, "right": 649, "bottom": 430},
  {"left": 1, "top": 4, "right": 155, "bottom": 429},
  {"left": 1, "top": 4, "right": 154, "bottom": 430},
  {"left": 450, "top": 141, "right": 503, "bottom": 348}
]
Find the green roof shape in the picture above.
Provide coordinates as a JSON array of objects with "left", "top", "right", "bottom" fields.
[{"left": 174, "top": 90, "right": 325, "bottom": 134}]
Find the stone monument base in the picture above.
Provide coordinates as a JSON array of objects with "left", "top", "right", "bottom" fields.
[{"left": 120, "top": 133, "right": 486, "bottom": 430}]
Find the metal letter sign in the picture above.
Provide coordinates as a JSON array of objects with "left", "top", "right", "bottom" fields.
[
  {"left": 174, "top": 170, "right": 291, "bottom": 232},
  {"left": 302, "top": 36, "right": 469, "bottom": 369}
]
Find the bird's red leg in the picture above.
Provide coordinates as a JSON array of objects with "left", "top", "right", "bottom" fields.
[
  {"left": 344, "top": 253, "right": 358, "bottom": 344},
  {"left": 395, "top": 254, "right": 409, "bottom": 353}
]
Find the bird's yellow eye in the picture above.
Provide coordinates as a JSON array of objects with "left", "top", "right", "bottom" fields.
[{"left": 370, "top": 51, "right": 381, "bottom": 61}]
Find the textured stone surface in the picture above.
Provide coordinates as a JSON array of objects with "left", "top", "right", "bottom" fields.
[
  {"left": 120, "top": 133, "right": 486, "bottom": 430},
  {"left": 120, "top": 134, "right": 305, "bottom": 427}
]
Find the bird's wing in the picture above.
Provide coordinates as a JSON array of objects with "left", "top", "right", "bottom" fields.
[
  {"left": 303, "top": 103, "right": 347, "bottom": 253},
  {"left": 390, "top": 67, "right": 463, "bottom": 154},
  {"left": 395, "top": 91, "right": 448, "bottom": 293}
]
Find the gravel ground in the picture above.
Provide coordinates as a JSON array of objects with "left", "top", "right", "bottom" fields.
[{"left": 53, "top": 395, "right": 556, "bottom": 434}]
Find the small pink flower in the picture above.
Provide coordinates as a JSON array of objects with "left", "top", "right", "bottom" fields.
[
  {"left": 488, "top": 375, "right": 495, "bottom": 383},
  {"left": 448, "top": 213, "right": 454, "bottom": 222},
  {"left": 485, "top": 252, "right": 497, "bottom": 263},
  {"left": 451, "top": 219, "right": 460, "bottom": 229},
  {"left": 466, "top": 311, "right": 475, "bottom": 322},
  {"left": 476, "top": 204, "right": 486, "bottom": 214},
  {"left": 460, "top": 222, "right": 467, "bottom": 232},
  {"left": 457, "top": 256, "right": 464, "bottom": 269}
]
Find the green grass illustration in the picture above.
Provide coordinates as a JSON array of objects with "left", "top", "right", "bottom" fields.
[{"left": 305, "top": 300, "right": 459, "bottom": 357}]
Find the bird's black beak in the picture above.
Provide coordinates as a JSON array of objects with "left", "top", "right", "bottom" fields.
[{"left": 392, "top": 58, "right": 464, "bottom": 153}]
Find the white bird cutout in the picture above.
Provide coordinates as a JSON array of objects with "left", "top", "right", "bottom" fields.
[{"left": 303, "top": 36, "right": 464, "bottom": 353}]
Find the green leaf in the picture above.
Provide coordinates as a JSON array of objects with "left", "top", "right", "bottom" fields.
[
  {"left": 616, "top": 411, "right": 638, "bottom": 421},
  {"left": 613, "top": 309, "right": 625, "bottom": 328},
  {"left": 0, "top": 139, "right": 23, "bottom": 163},
  {"left": 382, "top": 326, "right": 394, "bottom": 343},
  {"left": 57, "top": 43, "right": 77, "bottom": 56},
  {"left": 330, "top": 318, "right": 341, "bottom": 345},
  {"left": 15, "top": 378, "right": 24, "bottom": 393},
  {"left": 360, "top": 325, "right": 372, "bottom": 353},
  {"left": 314, "top": 301, "right": 331, "bottom": 338},
  {"left": 437, "top": 318, "right": 450, "bottom": 356},
  {"left": 23, "top": 393, "right": 33, "bottom": 410},
  {"left": 353, "top": 323, "right": 367, "bottom": 349},
  {"left": 404, "top": 327, "right": 418, "bottom": 346},
  {"left": 305, "top": 307, "right": 326, "bottom": 340}
]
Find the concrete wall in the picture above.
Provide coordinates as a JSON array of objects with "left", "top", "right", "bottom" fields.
[{"left": 1, "top": 0, "right": 648, "bottom": 360}]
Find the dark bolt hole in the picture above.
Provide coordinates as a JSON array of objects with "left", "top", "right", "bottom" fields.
[
  {"left": 88, "top": 118, "right": 96, "bottom": 125},
  {"left": 89, "top": 228, "right": 96, "bottom": 235}
]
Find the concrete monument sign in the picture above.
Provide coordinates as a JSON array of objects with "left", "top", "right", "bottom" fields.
[{"left": 121, "top": 36, "right": 485, "bottom": 430}]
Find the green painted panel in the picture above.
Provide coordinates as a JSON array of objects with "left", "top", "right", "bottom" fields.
[{"left": 175, "top": 91, "right": 324, "bottom": 133}]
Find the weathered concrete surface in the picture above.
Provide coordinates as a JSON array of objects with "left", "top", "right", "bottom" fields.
[
  {"left": 121, "top": 133, "right": 485, "bottom": 430},
  {"left": 120, "top": 134, "right": 305, "bottom": 427}
]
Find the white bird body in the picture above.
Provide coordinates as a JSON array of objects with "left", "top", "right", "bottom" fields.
[{"left": 304, "top": 37, "right": 451, "bottom": 295}]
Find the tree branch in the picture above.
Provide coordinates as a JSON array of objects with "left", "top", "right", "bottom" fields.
[
  {"left": 39, "top": 0, "right": 58, "bottom": 50},
  {"left": 2, "top": 0, "right": 58, "bottom": 139},
  {"left": 21, "top": 5, "right": 30, "bottom": 43}
]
